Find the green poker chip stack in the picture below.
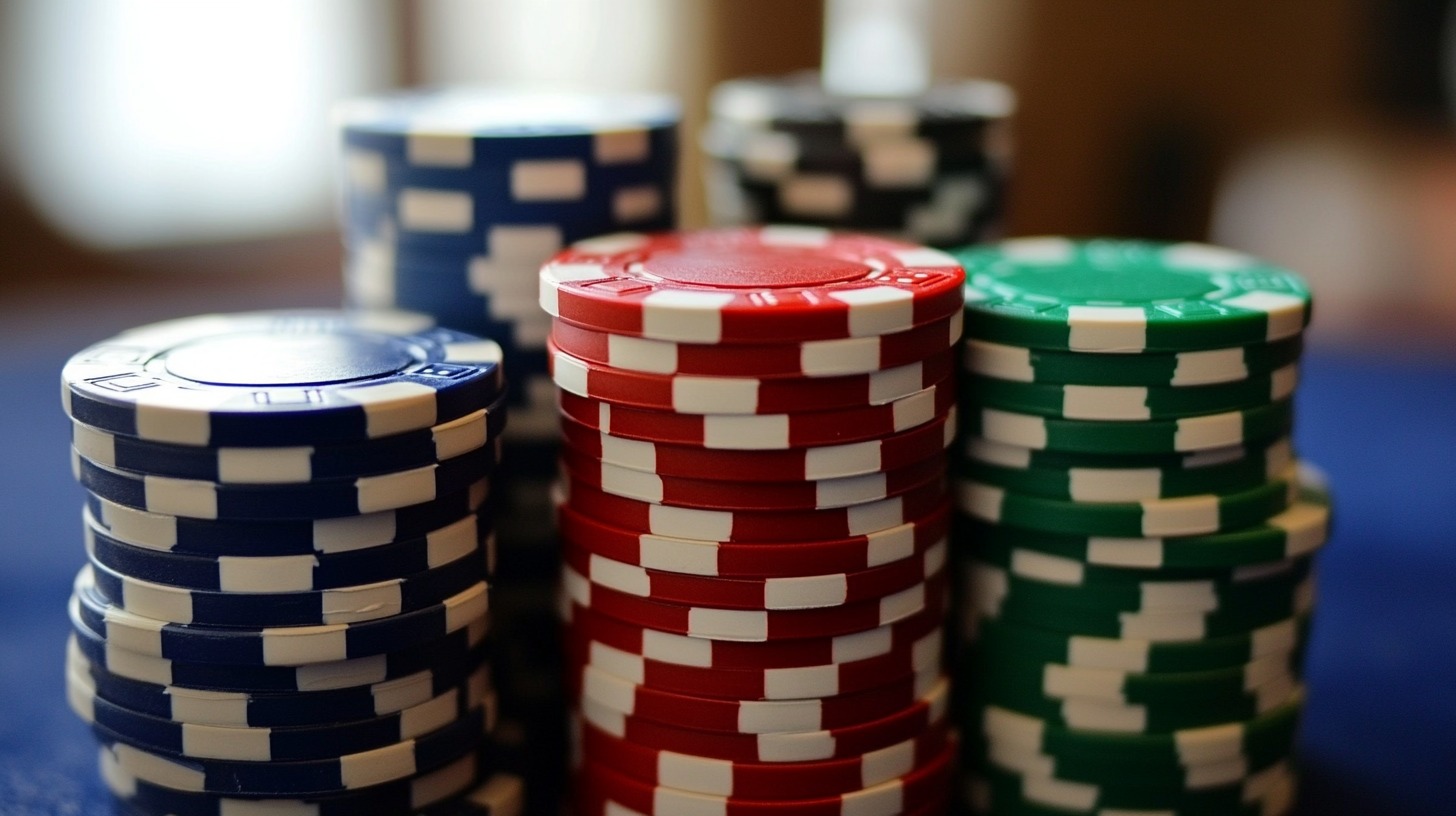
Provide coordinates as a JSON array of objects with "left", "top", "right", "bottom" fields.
[{"left": 947, "top": 237, "right": 1330, "bottom": 816}]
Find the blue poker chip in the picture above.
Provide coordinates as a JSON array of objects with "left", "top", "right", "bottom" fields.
[
  {"left": 71, "top": 567, "right": 489, "bottom": 667},
  {"left": 73, "top": 439, "right": 500, "bottom": 521},
  {"left": 62, "top": 310, "right": 504, "bottom": 447},
  {"left": 69, "top": 636, "right": 489, "bottom": 728},
  {"left": 68, "top": 615, "right": 489, "bottom": 694},
  {"left": 92, "top": 702, "right": 492, "bottom": 796},
  {"left": 71, "top": 393, "right": 508, "bottom": 484},
  {"left": 69, "top": 656, "right": 494, "bottom": 763},
  {"left": 86, "top": 548, "right": 488, "bottom": 627},
  {"left": 84, "top": 479, "right": 491, "bottom": 557},
  {"left": 84, "top": 509, "right": 495, "bottom": 592}
]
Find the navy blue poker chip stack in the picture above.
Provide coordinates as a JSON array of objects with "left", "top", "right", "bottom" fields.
[
  {"left": 334, "top": 88, "right": 682, "bottom": 810},
  {"left": 702, "top": 72, "right": 1014, "bottom": 248},
  {"left": 60, "top": 309, "right": 525, "bottom": 815}
]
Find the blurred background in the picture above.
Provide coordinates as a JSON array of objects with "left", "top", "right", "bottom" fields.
[{"left": 1, "top": 1, "right": 1454, "bottom": 814}]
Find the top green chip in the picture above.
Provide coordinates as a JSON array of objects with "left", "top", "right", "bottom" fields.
[{"left": 956, "top": 238, "right": 1313, "bottom": 352}]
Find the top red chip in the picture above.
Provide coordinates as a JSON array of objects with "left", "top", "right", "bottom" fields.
[{"left": 539, "top": 226, "right": 965, "bottom": 344}]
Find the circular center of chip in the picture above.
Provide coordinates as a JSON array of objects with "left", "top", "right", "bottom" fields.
[
  {"left": 163, "top": 333, "right": 414, "bottom": 386},
  {"left": 1002, "top": 253, "right": 1219, "bottom": 304},
  {"left": 640, "top": 250, "right": 871, "bottom": 289}
]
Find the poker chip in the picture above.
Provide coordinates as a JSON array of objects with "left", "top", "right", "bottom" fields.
[
  {"left": 568, "top": 625, "right": 943, "bottom": 702},
  {"left": 962, "top": 436, "right": 1294, "bottom": 503},
  {"left": 970, "top": 760, "right": 1296, "bottom": 815},
  {"left": 573, "top": 738, "right": 954, "bottom": 814},
  {"left": 540, "top": 227, "right": 965, "bottom": 344},
  {"left": 558, "top": 380, "right": 955, "bottom": 450},
  {"left": 956, "top": 238, "right": 1313, "bottom": 353},
  {"left": 562, "top": 538, "right": 946, "bottom": 611},
  {"left": 959, "top": 399, "right": 1294, "bottom": 455},
  {"left": 62, "top": 311, "right": 504, "bottom": 447},
  {"left": 85, "top": 509, "right": 496, "bottom": 592},
  {"left": 562, "top": 565, "right": 942, "bottom": 642},
  {"left": 968, "top": 363, "right": 1298, "bottom": 421},
  {"left": 70, "top": 395, "right": 508, "bottom": 484},
  {"left": 702, "top": 73, "right": 1013, "bottom": 247},
  {"left": 562, "top": 445, "right": 946, "bottom": 511},
  {"left": 550, "top": 311, "right": 962, "bottom": 378},
  {"left": 556, "top": 500, "right": 951, "bottom": 578},
  {"left": 549, "top": 340, "right": 953, "bottom": 414},
  {"left": 965, "top": 335, "right": 1304, "bottom": 387},
  {"left": 574, "top": 714, "right": 954, "bottom": 799},
  {"left": 100, "top": 746, "right": 500, "bottom": 816},
  {"left": 956, "top": 464, "right": 1300, "bottom": 537},
  {"left": 561, "top": 409, "right": 954, "bottom": 482}
]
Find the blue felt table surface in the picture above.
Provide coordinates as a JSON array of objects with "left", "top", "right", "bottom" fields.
[{"left": 1, "top": 335, "right": 1452, "bottom": 815}]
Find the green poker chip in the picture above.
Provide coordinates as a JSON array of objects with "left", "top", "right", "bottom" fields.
[
  {"left": 971, "top": 537, "right": 1313, "bottom": 591},
  {"left": 971, "top": 689, "right": 1304, "bottom": 766},
  {"left": 965, "top": 363, "right": 1297, "bottom": 421},
  {"left": 958, "top": 398, "right": 1293, "bottom": 454},
  {"left": 962, "top": 479, "right": 1331, "bottom": 570},
  {"left": 963, "top": 335, "right": 1305, "bottom": 387},
  {"left": 960, "top": 436, "right": 1295, "bottom": 502},
  {"left": 970, "top": 677, "right": 1301, "bottom": 735},
  {"left": 967, "top": 758, "right": 1298, "bottom": 815},
  {"left": 955, "top": 465, "right": 1299, "bottom": 537},
  {"left": 955, "top": 238, "right": 1313, "bottom": 353},
  {"left": 965, "top": 614, "right": 1312, "bottom": 674}
]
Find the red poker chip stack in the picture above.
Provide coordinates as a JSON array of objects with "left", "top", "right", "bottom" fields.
[{"left": 537, "top": 226, "right": 965, "bottom": 813}]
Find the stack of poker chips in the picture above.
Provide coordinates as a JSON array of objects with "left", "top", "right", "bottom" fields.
[
  {"left": 701, "top": 73, "right": 1013, "bottom": 248},
  {"left": 334, "top": 90, "right": 682, "bottom": 798},
  {"left": 59, "top": 310, "right": 523, "bottom": 815},
  {"left": 538, "top": 226, "right": 966, "bottom": 814},
  {"left": 947, "top": 238, "right": 1328, "bottom": 816}
]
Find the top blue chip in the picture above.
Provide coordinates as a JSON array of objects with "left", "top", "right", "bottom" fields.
[{"left": 62, "top": 310, "right": 504, "bottom": 447}]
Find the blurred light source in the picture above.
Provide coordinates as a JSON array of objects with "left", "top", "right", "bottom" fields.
[
  {"left": 418, "top": 0, "right": 674, "bottom": 90},
  {"left": 0, "top": 0, "right": 395, "bottom": 249}
]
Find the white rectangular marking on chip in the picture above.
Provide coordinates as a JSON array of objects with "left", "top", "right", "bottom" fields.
[
  {"left": 218, "top": 555, "right": 316, "bottom": 593},
  {"left": 890, "top": 388, "right": 936, "bottom": 431},
  {"left": 1141, "top": 581, "right": 1218, "bottom": 612},
  {"left": 1119, "top": 611, "right": 1205, "bottom": 641},
  {"left": 589, "top": 643, "right": 646, "bottom": 684},
  {"left": 959, "top": 482, "right": 1005, "bottom": 523},
  {"left": 1174, "top": 411, "right": 1244, "bottom": 451},
  {"left": 599, "top": 463, "right": 664, "bottom": 503},
  {"left": 801, "top": 336, "right": 877, "bottom": 377},
  {"left": 141, "top": 475, "right": 216, "bottom": 520},
  {"left": 607, "top": 333, "right": 677, "bottom": 374},
  {"left": 688, "top": 607, "right": 767, "bottom": 641},
  {"left": 758, "top": 731, "right": 833, "bottom": 762},
  {"left": 323, "top": 583, "right": 403, "bottom": 624},
  {"left": 804, "top": 439, "right": 878, "bottom": 478},
  {"left": 1066, "top": 306, "right": 1147, "bottom": 351},
  {"left": 639, "top": 534, "right": 717, "bottom": 575},
  {"left": 345, "top": 149, "right": 387, "bottom": 193},
  {"left": 552, "top": 350, "right": 591, "bottom": 396},
  {"left": 357, "top": 467, "right": 437, "bottom": 513},
  {"left": 659, "top": 751, "right": 732, "bottom": 794},
  {"left": 967, "top": 340, "right": 1035, "bottom": 382},
  {"left": 765, "top": 575, "right": 847, "bottom": 609},
  {"left": 702, "top": 414, "right": 788, "bottom": 449},
  {"left": 399, "top": 189, "right": 472, "bottom": 233},
  {"left": 1223, "top": 291, "right": 1307, "bottom": 340},
  {"left": 584, "top": 667, "right": 637, "bottom": 714},
  {"left": 1274, "top": 502, "right": 1329, "bottom": 557},
  {"left": 1011, "top": 549, "right": 1084, "bottom": 585},
  {"left": 862, "top": 138, "right": 936, "bottom": 188},
  {"left": 433, "top": 411, "right": 489, "bottom": 460},
  {"left": 641, "top": 290, "right": 734, "bottom": 343},
  {"left": 741, "top": 701, "right": 821, "bottom": 734},
  {"left": 612, "top": 185, "right": 662, "bottom": 222},
  {"left": 598, "top": 432, "right": 658, "bottom": 471},
  {"left": 511, "top": 159, "right": 586, "bottom": 201},
  {"left": 864, "top": 524, "right": 915, "bottom": 567},
  {"left": 845, "top": 496, "right": 904, "bottom": 535},
  {"left": 672, "top": 376, "right": 759, "bottom": 413},
  {"left": 1142, "top": 495, "right": 1220, "bottom": 536},
  {"left": 1062, "top": 385, "right": 1150, "bottom": 420},
  {"left": 1172, "top": 347, "right": 1246, "bottom": 385},
  {"left": 594, "top": 129, "right": 651, "bottom": 164},
  {"left": 878, "top": 583, "right": 924, "bottom": 622},
  {"left": 1069, "top": 468, "right": 1161, "bottom": 502},
  {"left": 764, "top": 664, "right": 837, "bottom": 699},
  {"left": 1060, "top": 698, "right": 1147, "bottom": 735},
  {"left": 1067, "top": 635, "right": 1149, "bottom": 672},
  {"left": 349, "top": 381, "right": 443, "bottom": 439},
  {"left": 642, "top": 628, "right": 712, "bottom": 666},
  {"left": 295, "top": 654, "right": 388, "bottom": 691},
  {"left": 181, "top": 722, "right": 272, "bottom": 761},
  {"left": 828, "top": 286, "right": 915, "bottom": 337},
  {"left": 113, "top": 743, "right": 205, "bottom": 791},
  {"left": 590, "top": 554, "right": 651, "bottom": 596},
  {"left": 216, "top": 447, "right": 314, "bottom": 483},
  {"left": 1270, "top": 364, "right": 1299, "bottom": 400},
  {"left": 649, "top": 504, "right": 732, "bottom": 540},
  {"left": 980, "top": 409, "right": 1048, "bottom": 449},
  {"left": 407, "top": 134, "right": 472, "bottom": 167},
  {"left": 866, "top": 361, "right": 923, "bottom": 403},
  {"left": 341, "top": 739, "right": 417, "bottom": 788},
  {"left": 261, "top": 624, "right": 349, "bottom": 665},
  {"left": 1086, "top": 537, "right": 1164, "bottom": 568},
  {"left": 133, "top": 390, "right": 231, "bottom": 446},
  {"left": 781, "top": 174, "right": 853, "bottom": 218},
  {"left": 831, "top": 625, "right": 893, "bottom": 663}
]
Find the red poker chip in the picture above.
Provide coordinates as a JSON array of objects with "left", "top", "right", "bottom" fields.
[
  {"left": 562, "top": 565, "right": 946, "bottom": 642},
  {"left": 548, "top": 340, "right": 953, "bottom": 415},
  {"left": 570, "top": 661, "right": 943, "bottom": 736},
  {"left": 559, "top": 445, "right": 947, "bottom": 512},
  {"left": 559, "top": 539, "right": 947, "bottom": 611},
  {"left": 572, "top": 739, "right": 955, "bottom": 813},
  {"left": 557, "top": 477, "right": 948, "bottom": 543},
  {"left": 539, "top": 227, "right": 965, "bottom": 345},
  {"left": 574, "top": 674, "right": 950, "bottom": 763},
  {"left": 561, "top": 592, "right": 947, "bottom": 670},
  {"left": 548, "top": 311, "right": 962, "bottom": 379},
  {"left": 554, "top": 500, "right": 952, "bottom": 579},
  {"left": 555, "top": 381, "right": 955, "bottom": 450},
  {"left": 572, "top": 715, "right": 954, "bottom": 799},
  {"left": 558, "top": 410, "right": 954, "bottom": 483},
  {"left": 564, "top": 625, "right": 943, "bottom": 701}
]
